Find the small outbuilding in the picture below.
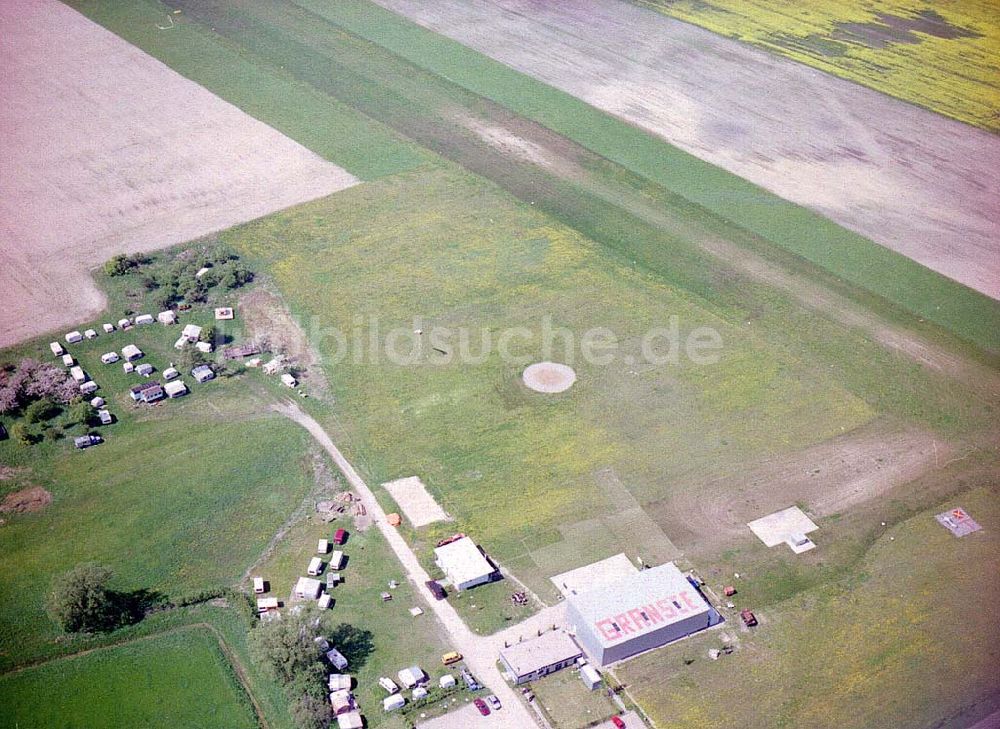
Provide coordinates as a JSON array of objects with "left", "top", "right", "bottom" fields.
[
  {"left": 328, "top": 674, "right": 352, "bottom": 692},
  {"left": 123, "top": 362, "right": 135, "bottom": 373},
  {"left": 191, "top": 365, "right": 214, "bottom": 383},
  {"left": 164, "top": 381, "right": 188, "bottom": 398},
  {"left": 397, "top": 666, "right": 426, "bottom": 689},
  {"left": 129, "top": 382, "right": 164, "bottom": 403},
  {"left": 295, "top": 577, "right": 323, "bottom": 600},
  {"left": 438, "top": 673, "right": 456, "bottom": 689},
  {"left": 121, "top": 344, "right": 143, "bottom": 361},
  {"left": 329, "top": 689, "right": 354, "bottom": 716},
  {"left": 336, "top": 711, "right": 363, "bottom": 729},
  {"left": 383, "top": 694, "right": 405, "bottom": 712},
  {"left": 434, "top": 536, "right": 498, "bottom": 591},
  {"left": 580, "top": 663, "right": 602, "bottom": 690},
  {"left": 182, "top": 323, "right": 202, "bottom": 342},
  {"left": 256, "top": 597, "right": 279, "bottom": 614},
  {"left": 157, "top": 311, "right": 177, "bottom": 325}
]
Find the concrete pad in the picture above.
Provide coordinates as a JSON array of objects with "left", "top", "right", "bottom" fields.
[
  {"left": 935, "top": 507, "right": 982, "bottom": 538},
  {"left": 550, "top": 553, "right": 638, "bottom": 599},
  {"left": 383, "top": 476, "right": 451, "bottom": 527},
  {"left": 747, "top": 507, "right": 817, "bottom": 549}
]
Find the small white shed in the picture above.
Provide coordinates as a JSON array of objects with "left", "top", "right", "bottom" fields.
[
  {"left": 580, "top": 663, "right": 602, "bottom": 690},
  {"left": 382, "top": 694, "right": 405, "bottom": 712},
  {"left": 330, "top": 551, "right": 345, "bottom": 570}
]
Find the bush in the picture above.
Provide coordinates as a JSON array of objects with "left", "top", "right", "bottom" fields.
[
  {"left": 47, "top": 564, "right": 116, "bottom": 633},
  {"left": 23, "top": 398, "right": 57, "bottom": 424},
  {"left": 104, "top": 255, "right": 132, "bottom": 277},
  {"left": 289, "top": 693, "right": 333, "bottom": 729},
  {"left": 10, "top": 422, "right": 34, "bottom": 446}
]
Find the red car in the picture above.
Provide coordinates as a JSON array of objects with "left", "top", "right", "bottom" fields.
[
  {"left": 611, "top": 716, "right": 627, "bottom": 729},
  {"left": 474, "top": 698, "right": 490, "bottom": 716},
  {"left": 333, "top": 528, "right": 347, "bottom": 545}
]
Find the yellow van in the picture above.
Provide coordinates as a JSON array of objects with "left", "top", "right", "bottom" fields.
[{"left": 441, "top": 651, "right": 463, "bottom": 666}]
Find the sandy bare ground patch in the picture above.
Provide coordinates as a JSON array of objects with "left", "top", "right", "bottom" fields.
[
  {"left": 0, "top": 486, "right": 52, "bottom": 514},
  {"left": 649, "top": 423, "right": 954, "bottom": 550},
  {"left": 238, "top": 289, "right": 330, "bottom": 394},
  {"left": 382, "top": 476, "right": 451, "bottom": 527},
  {"left": 0, "top": 0, "right": 358, "bottom": 349},
  {"left": 374, "top": 0, "right": 1000, "bottom": 298}
]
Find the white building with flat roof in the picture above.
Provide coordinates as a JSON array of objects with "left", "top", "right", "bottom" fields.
[
  {"left": 566, "top": 562, "right": 720, "bottom": 666},
  {"left": 433, "top": 537, "right": 497, "bottom": 591},
  {"left": 499, "top": 630, "right": 583, "bottom": 685}
]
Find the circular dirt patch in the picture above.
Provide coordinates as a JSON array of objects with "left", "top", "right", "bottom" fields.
[
  {"left": 523, "top": 362, "right": 577, "bottom": 393},
  {"left": 0, "top": 486, "right": 52, "bottom": 514}
]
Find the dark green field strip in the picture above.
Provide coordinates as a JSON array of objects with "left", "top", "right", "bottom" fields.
[
  {"left": 65, "top": 0, "right": 429, "bottom": 179},
  {"left": 289, "top": 0, "right": 1000, "bottom": 354}
]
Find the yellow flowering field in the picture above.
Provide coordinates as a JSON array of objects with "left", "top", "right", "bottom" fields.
[{"left": 637, "top": 0, "right": 1000, "bottom": 131}]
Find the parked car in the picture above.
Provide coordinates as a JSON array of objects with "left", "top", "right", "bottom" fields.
[
  {"left": 425, "top": 580, "right": 447, "bottom": 600},
  {"left": 473, "top": 698, "right": 490, "bottom": 717},
  {"left": 441, "top": 651, "right": 462, "bottom": 666},
  {"left": 611, "top": 716, "right": 627, "bottom": 729},
  {"left": 740, "top": 609, "right": 758, "bottom": 627},
  {"left": 486, "top": 694, "right": 501, "bottom": 710}
]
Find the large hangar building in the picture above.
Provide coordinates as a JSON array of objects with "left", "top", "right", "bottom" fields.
[{"left": 566, "top": 561, "right": 720, "bottom": 665}]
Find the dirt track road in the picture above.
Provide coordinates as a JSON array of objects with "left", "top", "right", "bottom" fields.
[
  {"left": 373, "top": 0, "right": 1000, "bottom": 299},
  {"left": 274, "top": 401, "right": 543, "bottom": 728},
  {"left": 0, "top": 0, "right": 358, "bottom": 348}
]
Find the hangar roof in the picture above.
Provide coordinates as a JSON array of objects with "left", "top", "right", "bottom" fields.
[{"left": 567, "top": 562, "right": 710, "bottom": 648}]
